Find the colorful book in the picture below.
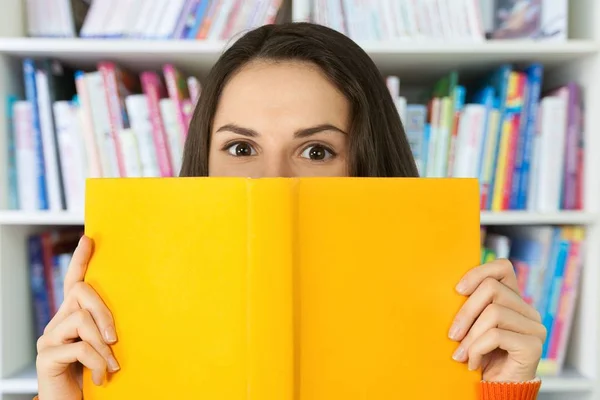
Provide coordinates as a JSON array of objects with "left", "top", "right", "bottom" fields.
[
  {"left": 163, "top": 64, "right": 190, "bottom": 142},
  {"left": 6, "top": 95, "right": 19, "bottom": 209}
]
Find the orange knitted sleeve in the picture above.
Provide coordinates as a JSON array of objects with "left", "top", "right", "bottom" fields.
[{"left": 480, "top": 380, "right": 542, "bottom": 399}]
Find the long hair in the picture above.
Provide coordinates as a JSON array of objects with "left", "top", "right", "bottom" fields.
[{"left": 180, "top": 22, "right": 419, "bottom": 178}]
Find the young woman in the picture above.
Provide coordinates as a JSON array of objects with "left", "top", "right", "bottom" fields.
[{"left": 35, "top": 23, "right": 545, "bottom": 399}]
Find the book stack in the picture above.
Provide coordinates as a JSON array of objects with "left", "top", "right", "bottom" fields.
[
  {"left": 7, "top": 59, "right": 202, "bottom": 212},
  {"left": 387, "top": 65, "right": 584, "bottom": 212},
  {"left": 26, "top": 0, "right": 285, "bottom": 40},
  {"left": 312, "top": 0, "right": 568, "bottom": 42},
  {"left": 481, "top": 226, "right": 585, "bottom": 376},
  {"left": 28, "top": 228, "right": 81, "bottom": 337}
]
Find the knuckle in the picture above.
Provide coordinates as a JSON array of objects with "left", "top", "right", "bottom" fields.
[
  {"left": 539, "top": 324, "right": 548, "bottom": 343},
  {"left": 484, "top": 303, "right": 502, "bottom": 323},
  {"left": 490, "top": 327, "right": 503, "bottom": 343},
  {"left": 36, "top": 352, "right": 50, "bottom": 372},
  {"left": 482, "top": 277, "right": 499, "bottom": 293},
  {"left": 74, "top": 308, "right": 92, "bottom": 325},
  {"left": 533, "top": 309, "right": 542, "bottom": 323},
  {"left": 36, "top": 335, "right": 47, "bottom": 353},
  {"left": 78, "top": 341, "right": 95, "bottom": 359}
]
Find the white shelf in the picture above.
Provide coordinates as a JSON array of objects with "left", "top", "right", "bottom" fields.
[
  {"left": 0, "top": 210, "right": 595, "bottom": 227},
  {"left": 0, "top": 364, "right": 594, "bottom": 394},
  {"left": 0, "top": 211, "right": 84, "bottom": 226},
  {"left": 0, "top": 365, "right": 36, "bottom": 394},
  {"left": 0, "top": 38, "right": 596, "bottom": 79},
  {"left": 480, "top": 211, "right": 598, "bottom": 226}
]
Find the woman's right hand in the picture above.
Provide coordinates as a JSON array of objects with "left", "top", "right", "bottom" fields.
[{"left": 36, "top": 236, "right": 120, "bottom": 399}]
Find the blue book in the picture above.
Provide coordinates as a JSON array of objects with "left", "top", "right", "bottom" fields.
[
  {"left": 474, "top": 86, "right": 495, "bottom": 184},
  {"left": 28, "top": 235, "right": 52, "bottom": 338},
  {"left": 186, "top": 0, "right": 211, "bottom": 39},
  {"left": 517, "top": 64, "right": 544, "bottom": 209},
  {"left": 23, "top": 59, "right": 48, "bottom": 210},
  {"left": 172, "top": 0, "right": 198, "bottom": 38},
  {"left": 511, "top": 63, "right": 544, "bottom": 210},
  {"left": 483, "top": 65, "right": 512, "bottom": 210},
  {"left": 421, "top": 124, "right": 431, "bottom": 176},
  {"left": 541, "top": 229, "right": 570, "bottom": 358},
  {"left": 6, "top": 95, "right": 19, "bottom": 209}
]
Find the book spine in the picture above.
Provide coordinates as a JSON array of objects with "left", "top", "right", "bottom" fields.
[
  {"left": 23, "top": 59, "right": 48, "bottom": 210},
  {"left": 246, "top": 179, "right": 294, "bottom": 398},
  {"left": 40, "top": 232, "right": 58, "bottom": 316},
  {"left": 35, "top": 69, "right": 64, "bottom": 210},
  {"left": 502, "top": 73, "right": 526, "bottom": 209},
  {"left": 14, "top": 101, "right": 39, "bottom": 210},
  {"left": 480, "top": 110, "right": 500, "bottom": 210},
  {"left": 562, "top": 84, "right": 580, "bottom": 210},
  {"left": 491, "top": 117, "right": 512, "bottom": 211},
  {"left": 119, "top": 128, "right": 143, "bottom": 178},
  {"left": 85, "top": 72, "right": 120, "bottom": 178},
  {"left": 182, "top": 99, "right": 194, "bottom": 134},
  {"left": 187, "top": 76, "right": 202, "bottom": 105},
  {"left": 98, "top": 62, "right": 128, "bottom": 177},
  {"left": 159, "top": 98, "right": 184, "bottom": 175},
  {"left": 575, "top": 102, "right": 585, "bottom": 210},
  {"left": 156, "top": 0, "right": 187, "bottom": 38},
  {"left": 163, "top": 64, "right": 190, "bottom": 141},
  {"left": 141, "top": 72, "right": 173, "bottom": 177},
  {"left": 196, "top": 0, "right": 220, "bottom": 39},
  {"left": 74, "top": 71, "right": 103, "bottom": 178},
  {"left": 6, "top": 95, "right": 19, "bottom": 209},
  {"left": 552, "top": 228, "right": 584, "bottom": 372},
  {"left": 541, "top": 229, "right": 570, "bottom": 359},
  {"left": 264, "top": 0, "right": 283, "bottom": 25},
  {"left": 29, "top": 235, "right": 52, "bottom": 337},
  {"left": 185, "top": 0, "right": 208, "bottom": 39},
  {"left": 125, "top": 94, "right": 161, "bottom": 178},
  {"left": 517, "top": 64, "right": 543, "bottom": 209},
  {"left": 172, "top": 0, "right": 197, "bottom": 38},
  {"left": 501, "top": 113, "right": 520, "bottom": 209}
]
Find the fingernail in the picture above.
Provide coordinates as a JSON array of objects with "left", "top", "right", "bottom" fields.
[
  {"left": 452, "top": 346, "right": 466, "bottom": 362},
  {"left": 456, "top": 279, "right": 468, "bottom": 294},
  {"left": 468, "top": 360, "right": 476, "bottom": 371},
  {"left": 104, "top": 326, "right": 117, "bottom": 343},
  {"left": 448, "top": 322, "right": 461, "bottom": 340},
  {"left": 93, "top": 371, "right": 104, "bottom": 386},
  {"left": 78, "top": 236, "right": 85, "bottom": 246},
  {"left": 107, "top": 355, "right": 120, "bottom": 372}
]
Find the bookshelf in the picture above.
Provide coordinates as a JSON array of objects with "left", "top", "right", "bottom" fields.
[{"left": 0, "top": 0, "right": 599, "bottom": 399}]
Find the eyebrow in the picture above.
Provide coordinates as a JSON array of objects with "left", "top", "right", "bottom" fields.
[{"left": 215, "top": 123, "right": 347, "bottom": 138}]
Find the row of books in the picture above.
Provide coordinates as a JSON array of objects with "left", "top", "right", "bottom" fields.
[
  {"left": 6, "top": 59, "right": 201, "bottom": 212},
  {"left": 312, "top": 0, "right": 568, "bottom": 42},
  {"left": 29, "top": 228, "right": 80, "bottom": 337},
  {"left": 386, "top": 65, "right": 584, "bottom": 212},
  {"left": 481, "top": 225, "right": 584, "bottom": 376},
  {"left": 26, "top": 0, "right": 284, "bottom": 40}
]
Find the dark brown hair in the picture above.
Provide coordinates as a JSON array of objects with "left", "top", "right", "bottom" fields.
[{"left": 180, "top": 22, "right": 419, "bottom": 177}]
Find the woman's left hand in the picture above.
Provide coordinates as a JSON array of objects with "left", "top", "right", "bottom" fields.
[{"left": 449, "top": 259, "right": 546, "bottom": 382}]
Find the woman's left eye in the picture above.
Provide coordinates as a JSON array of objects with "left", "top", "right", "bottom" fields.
[{"left": 300, "top": 144, "right": 335, "bottom": 161}]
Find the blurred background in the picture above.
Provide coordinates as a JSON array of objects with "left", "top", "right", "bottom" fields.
[{"left": 0, "top": 1, "right": 598, "bottom": 399}]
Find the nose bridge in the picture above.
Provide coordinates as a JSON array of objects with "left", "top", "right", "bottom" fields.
[{"left": 262, "top": 151, "right": 293, "bottom": 178}]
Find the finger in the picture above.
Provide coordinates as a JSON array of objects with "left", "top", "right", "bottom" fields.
[
  {"left": 456, "top": 259, "right": 519, "bottom": 296},
  {"left": 37, "top": 341, "right": 108, "bottom": 386},
  {"left": 449, "top": 278, "right": 540, "bottom": 342},
  {"left": 64, "top": 236, "right": 93, "bottom": 297},
  {"left": 466, "top": 328, "right": 543, "bottom": 376},
  {"left": 37, "top": 309, "right": 120, "bottom": 372},
  {"left": 44, "top": 281, "right": 116, "bottom": 344},
  {"left": 451, "top": 304, "right": 546, "bottom": 362}
]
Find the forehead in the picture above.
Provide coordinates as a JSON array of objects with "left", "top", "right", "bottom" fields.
[{"left": 213, "top": 60, "right": 350, "bottom": 133}]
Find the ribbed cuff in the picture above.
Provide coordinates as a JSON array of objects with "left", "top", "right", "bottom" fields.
[{"left": 480, "top": 379, "right": 541, "bottom": 400}]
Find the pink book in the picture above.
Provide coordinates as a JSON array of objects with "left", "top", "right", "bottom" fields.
[
  {"left": 548, "top": 230, "right": 583, "bottom": 365},
  {"left": 560, "top": 84, "right": 581, "bottom": 210},
  {"left": 187, "top": 76, "right": 202, "bottom": 105},
  {"left": 500, "top": 114, "right": 520, "bottom": 209},
  {"left": 74, "top": 71, "right": 103, "bottom": 178},
  {"left": 141, "top": 71, "right": 173, "bottom": 177},
  {"left": 98, "top": 62, "right": 139, "bottom": 177},
  {"left": 163, "top": 64, "right": 190, "bottom": 141}
]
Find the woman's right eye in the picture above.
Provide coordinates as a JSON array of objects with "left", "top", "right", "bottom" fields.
[{"left": 226, "top": 142, "right": 257, "bottom": 157}]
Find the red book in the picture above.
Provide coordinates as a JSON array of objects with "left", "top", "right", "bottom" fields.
[
  {"left": 98, "top": 62, "right": 140, "bottom": 177},
  {"left": 141, "top": 72, "right": 173, "bottom": 177}
]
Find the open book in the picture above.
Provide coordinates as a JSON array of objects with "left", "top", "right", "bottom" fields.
[{"left": 84, "top": 177, "right": 480, "bottom": 399}]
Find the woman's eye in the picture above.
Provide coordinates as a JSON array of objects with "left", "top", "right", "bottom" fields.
[
  {"left": 227, "top": 142, "right": 256, "bottom": 157},
  {"left": 300, "top": 144, "right": 334, "bottom": 161}
]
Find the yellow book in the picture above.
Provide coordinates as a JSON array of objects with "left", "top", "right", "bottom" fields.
[{"left": 84, "top": 177, "right": 481, "bottom": 399}]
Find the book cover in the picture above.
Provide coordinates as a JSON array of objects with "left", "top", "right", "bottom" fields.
[
  {"left": 490, "top": 0, "right": 542, "bottom": 39},
  {"left": 83, "top": 177, "right": 481, "bottom": 399}
]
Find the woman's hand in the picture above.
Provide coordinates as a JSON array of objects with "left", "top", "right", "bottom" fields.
[
  {"left": 36, "top": 236, "right": 119, "bottom": 399},
  {"left": 450, "top": 259, "right": 546, "bottom": 382}
]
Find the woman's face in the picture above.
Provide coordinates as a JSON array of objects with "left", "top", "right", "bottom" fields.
[{"left": 209, "top": 60, "right": 350, "bottom": 178}]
